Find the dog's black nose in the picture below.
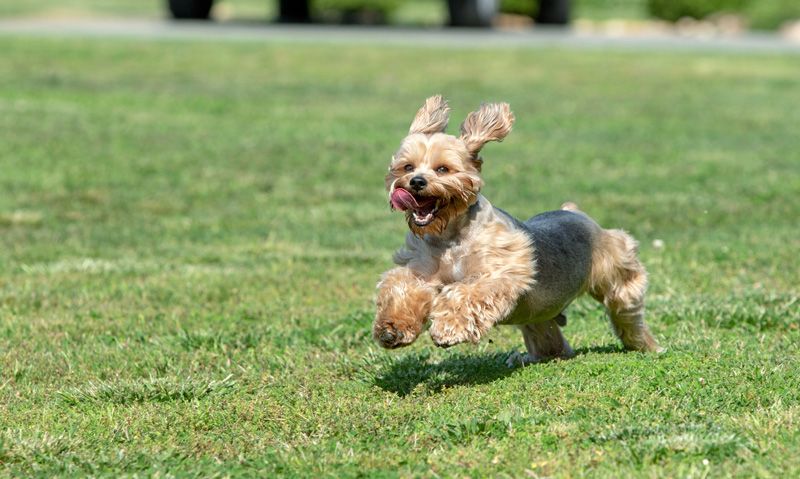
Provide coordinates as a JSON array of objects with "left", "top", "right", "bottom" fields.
[{"left": 409, "top": 176, "right": 427, "bottom": 191}]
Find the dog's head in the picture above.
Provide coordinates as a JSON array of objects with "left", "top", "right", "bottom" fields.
[{"left": 386, "top": 95, "right": 514, "bottom": 236}]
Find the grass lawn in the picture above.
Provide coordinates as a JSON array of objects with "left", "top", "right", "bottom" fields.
[{"left": 0, "top": 34, "right": 798, "bottom": 477}]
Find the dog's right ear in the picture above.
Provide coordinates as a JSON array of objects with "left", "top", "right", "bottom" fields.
[{"left": 408, "top": 95, "right": 450, "bottom": 135}]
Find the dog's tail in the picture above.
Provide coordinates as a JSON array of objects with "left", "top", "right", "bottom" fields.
[
  {"left": 561, "top": 201, "right": 580, "bottom": 212},
  {"left": 561, "top": 202, "right": 591, "bottom": 218}
]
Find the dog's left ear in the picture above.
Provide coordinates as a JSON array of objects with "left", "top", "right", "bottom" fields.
[{"left": 459, "top": 102, "right": 515, "bottom": 158}]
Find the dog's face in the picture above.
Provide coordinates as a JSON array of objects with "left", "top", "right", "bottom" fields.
[
  {"left": 386, "top": 96, "right": 514, "bottom": 236},
  {"left": 387, "top": 133, "right": 480, "bottom": 236}
]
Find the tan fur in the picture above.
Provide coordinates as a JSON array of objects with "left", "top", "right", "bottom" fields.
[
  {"left": 408, "top": 95, "right": 451, "bottom": 135},
  {"left": 373, "top": 267, "right": 436, "bottom": 349},
  {"left": 459, "top": 102, "right": 515, "bottom": 159},
  {"left": 374, "top": 195, "right": 538, "bottom": 348},
  {"left": 373, "top": 96, "right": 662, "bottom": 360},
  {"left": 588, "top": 229, "right": 662, "bottom": 352},
  {"left": 426, "top": 213, "right": 535, "bottom": 346},
  {"left": 385, "top": 133, "right": 482, "bottom": 237}
]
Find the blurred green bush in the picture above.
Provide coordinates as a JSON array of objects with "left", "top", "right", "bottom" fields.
[
  {"left": 501, "top": 0, "right": 537, "bottom": 16},
  {"left": 286, "top": 0, "right": 800, "bottom": 27},
  {"left": 746, "top": 0, "right": 800, "bottom": 29},
  {"left": 647, "top": 0, "right": 747, "bottom": 22},
  {"left": 315, "top": 0, "right": 400, "bottom": 9},
  {"left": 647, "top": 0, "right": 800, "bottom": 29},
  {"left": 499, "top": 0, "right": 651, "bottom": 20},
  {"left": 291, "top": 0, "right": 800, "bottom": 29},
  {"left": 314, "top": 0, "right": 401, "bottom": 21}
]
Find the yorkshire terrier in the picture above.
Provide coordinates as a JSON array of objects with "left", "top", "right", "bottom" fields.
[{"left": 372, "top": 96, "right": 662, "bottom": 366}]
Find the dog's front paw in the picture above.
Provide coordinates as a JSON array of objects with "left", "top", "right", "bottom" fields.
[
  {"left": 373, "top": 315, "right": 422, "bottom": 349},
  {"left": 428, "top": 285, "right": 484, "bottom": 348},
  {"left": 373, "top": 321, "right": 405, "bottom": 349},
  {"left": 373, "top": 268, "right": 435, "bottom": 349},
  {"left": 428, "top": 315, "right": 477, "bottom": 348}
]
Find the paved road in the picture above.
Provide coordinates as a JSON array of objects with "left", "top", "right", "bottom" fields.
[{"left": 1, "top": 18, "right": 799, "bottom": 53}]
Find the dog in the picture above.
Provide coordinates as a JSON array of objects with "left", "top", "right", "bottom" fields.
[{"left": 372, "top": 96, "right": 662, "bottom": 366}]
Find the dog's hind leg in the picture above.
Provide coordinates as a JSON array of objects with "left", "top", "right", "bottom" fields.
[
  {"left": 589, "top": 229, "right": 662, "bottom": 353},
  {"left": 506, "top": 318, "right": 575, "bottom": 367}
]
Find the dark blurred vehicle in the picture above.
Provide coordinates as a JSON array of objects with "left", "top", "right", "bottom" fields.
[{"left": 166, "top": 0, "right": 570, "bottom": 26}]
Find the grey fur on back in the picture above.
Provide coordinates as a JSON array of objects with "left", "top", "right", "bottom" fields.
[{"left": 497, "top": 208, "right": 599, "bottom": 323}]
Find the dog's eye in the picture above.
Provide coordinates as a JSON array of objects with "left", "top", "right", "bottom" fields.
[
  {"left": 435, "top": 166, "right": 449, "bottom": 174},
  {"left": 404, "top": 164, "right": 414, "bottom": 172}
]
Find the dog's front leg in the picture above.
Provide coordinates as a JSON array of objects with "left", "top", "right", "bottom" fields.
[
  {"left": 428, "top": 277, "right": 522, "bottom": 348},
  {"left": 373, "top": 267, "right": 436, "bottom": 349}
]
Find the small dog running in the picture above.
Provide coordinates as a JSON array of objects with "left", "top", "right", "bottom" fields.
[{"left": 372, "top": 96, "right": 662, "bottom": 366}]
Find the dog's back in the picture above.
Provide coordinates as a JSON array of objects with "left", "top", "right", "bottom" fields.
[{"left": 498, "top": 208, "right": 599, "bottom": 324}]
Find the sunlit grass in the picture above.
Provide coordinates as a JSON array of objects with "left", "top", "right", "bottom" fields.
[{"left": 0, "top": 36, "right": 798, "bottom": 477}]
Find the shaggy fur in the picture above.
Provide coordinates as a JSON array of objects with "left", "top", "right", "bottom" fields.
[{"left": 373, "top": 96, "right": 662, "bottom": 365}]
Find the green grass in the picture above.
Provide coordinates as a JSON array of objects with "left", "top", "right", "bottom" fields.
[
  {"left": 575, "top": 0, "right": 649, "bottom": 20},
  {"left": 1, "top": 35, "right": 799, "bottom": 477}
]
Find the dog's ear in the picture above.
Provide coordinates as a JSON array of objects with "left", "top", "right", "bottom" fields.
[
  {"left": 408, "top": 95, "right": 451, "bottom": 135},
  {"left": 459, "top": 102, "right": 515, "bottom": 157}
]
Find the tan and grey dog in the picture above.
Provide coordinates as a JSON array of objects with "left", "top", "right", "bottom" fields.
[{"left": 372, "top": 96, "right": 662, "bottom": 366}]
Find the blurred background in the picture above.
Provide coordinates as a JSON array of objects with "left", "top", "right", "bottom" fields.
[
  {"left": 2, "top": 0, "right": 799, "bottom": 36},
  {"left": 2, "top": 0, "right": 799, "bottom": 476}
]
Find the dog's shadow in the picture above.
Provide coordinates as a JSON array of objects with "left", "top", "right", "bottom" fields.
[
  {"left": 374, "top": 344, "right": 628, "bottom": 397},
  {"left": 573, "top": 344, "right": 626, "bottom": 355},
  {"left": 374, "top": 351, "right": 518, "bottom": 397}
]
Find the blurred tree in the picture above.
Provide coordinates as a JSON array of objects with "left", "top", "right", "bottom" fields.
[
  {"left": 278, "top": 0, "right": 311, "bottom": 22},
  {"left": 536, "top": 0, "right": 570, "bottom": 23}
]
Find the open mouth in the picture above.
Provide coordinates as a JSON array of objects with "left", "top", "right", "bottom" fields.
[
  {"left": 390, "top": 188, "right": 441, "bottom": 227},
  {"left": 410, "top": 198, "right": 440, "bottom": 226}
]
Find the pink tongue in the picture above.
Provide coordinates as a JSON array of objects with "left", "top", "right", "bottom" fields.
[{"left": 390, "top": 188, "right": 419, "bottom": 211}]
